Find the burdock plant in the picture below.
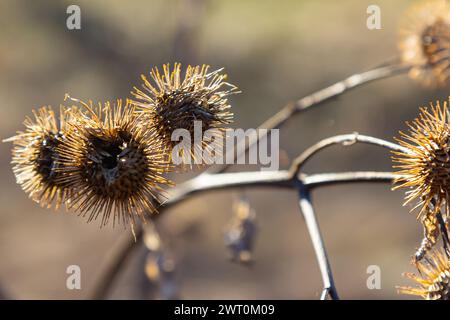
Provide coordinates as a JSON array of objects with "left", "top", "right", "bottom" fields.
[
  {"left": 6, "top": 0, "right": 450, "bottom": 301},
  {"left": 392, "top": 100, "right": 450, "bottom": 256},
  {"left": 3, "top": 106, "right": 76, "bottom": 209},
  {"left": 131, "top": 63, "right": 239, "bottom": 165}
]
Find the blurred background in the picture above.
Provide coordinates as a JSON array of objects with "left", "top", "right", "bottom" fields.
[{"left": 0, "top": 0, "right": 445, "bottom": 299}]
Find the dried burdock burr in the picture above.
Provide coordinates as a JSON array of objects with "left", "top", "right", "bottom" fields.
[
  {"left": 398, "top": 248, "right": 450, "bottom": 299},
  {"left": 399, "top": 0, "right": 450, "bottom": 86},
  {"left": 56, "top": 97, "right": 172, "bottom": 228},
  {"left": 392, "top": 99, "right": 450, "bottom": 246},
  {"left": 3, "top": 106, "right": 76, "bottom": 209},
  {"left": 131, "top": 63, "right": 239, "bottom": 166}
]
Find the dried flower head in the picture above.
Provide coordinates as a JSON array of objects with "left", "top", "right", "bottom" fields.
[
  {"left": 131, "top": 63, "right": 239, "bottom": 165},
  {"left": 56, "top": 98, "right": 172, "bottom": 227},
  {"left": 399, "top": 0, "right": 450, "bottom": 86},
  {"left": 398, "top": 249, "right": 450, "bottom": 299},
  {"left": 3, "top": 106, "right": 76, "bottom": 209},
  {"left": 392, "top": 99, "right": 450, "bottom": 239}
]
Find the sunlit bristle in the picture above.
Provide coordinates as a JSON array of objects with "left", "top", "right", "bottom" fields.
[
  {"left": 131, "top": 63, "right": 239, "bottom": 167},
  {"left": 399, "top": 0, "right": 450, "bottom": 86},
  {"left": 3, "top": 106, "right": 79, "bottom": 209},
  {"left": 56, "top": 98, "right": 172, "bottom": 228},
  {"left": 398, "top": 248, "right": 450, "bottom": 299}
]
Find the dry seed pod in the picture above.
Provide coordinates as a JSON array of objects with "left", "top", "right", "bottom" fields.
[
  {"left": 399, "top": 0, "right": 450, "bottom": 86},
  {"left": 392, "top": 99, "right": 450, "bottom": 236},
  {"left": 56, "top": 98, "right": 172, "bottom": 228},
  {"left": 3, "top": 106, "right": 77, "bottom": 209},
  {"left": 131, "top": 63, "right": 239, "bottom": 167}
]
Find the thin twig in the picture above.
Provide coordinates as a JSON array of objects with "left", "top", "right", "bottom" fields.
[
  {"left": 157, "top": 131, "right": 405, "bottom": 216},
  {"left": 290, "top": 133, "right": 410, "bottom": 177},
  {"left": 162, "top": 170, "right": 294, "bottom": 206},
  {"left": 304, "top": 171, "right": 400, "bottom": 189},
  {"left": 297, "top": 182, "right": 339, "bottom": 300},
  {"left": 204, "top": 63, "right": 410, "bottom": 175}
]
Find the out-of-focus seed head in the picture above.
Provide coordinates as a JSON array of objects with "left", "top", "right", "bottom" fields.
[
  {"left": 3, "top": 106, "right": 77, "bottom": 209},
  {"left": 131, "top": 63, "right": 239, "bottom": 166},
  {"left": 224, "top": 195, "right": 257, "bottom": 265},
  {"left": 398, "top": 248, "right": 450, "bottom": 299},
  {"left": 57, "top": 98, "right": 172, "bottom": 228},
  {"left": 399, "top": 0, "right": 450, "bottom": 86}
]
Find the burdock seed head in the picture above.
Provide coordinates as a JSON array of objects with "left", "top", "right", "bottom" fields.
[
  {"left": 131, "top": 63, "right": 239, "bottom": 165},
  {"left": 56, "top": 98, "right": 172, "bottom": 228},
  {"left": 3, "top": 106, "right": 76, "bottom": 209},
  {"left": 392, "top": 99, "right": 450, "bottom": 227},
  {"left": 399, "top": 0, "right": 450, "bottom": 86},
  {"left": 397, "top": 248, "right": 450, "bottom": 299}
]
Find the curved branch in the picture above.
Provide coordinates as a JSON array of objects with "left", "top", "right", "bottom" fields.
[
  {"left": 205, "top": 63, "right": 410, "bottom": 175},
  {"left": 289, "top": 133, "right": 410, "bottom": 177},
  {"left": 161, "top": 170, "right": 294, "bottom": 207}
]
